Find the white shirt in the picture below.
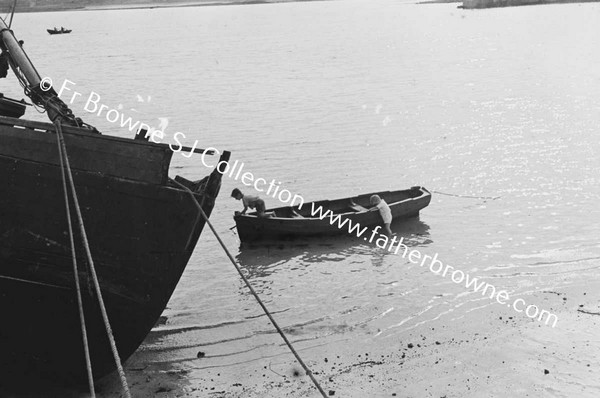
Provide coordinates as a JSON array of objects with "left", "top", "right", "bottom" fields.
[{"left": 376, "top": 199, "right": 393, "bottom": 224}]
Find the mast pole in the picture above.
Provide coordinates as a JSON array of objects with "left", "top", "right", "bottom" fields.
[
  {"left": 0, "top": 17, "right": 94, "bottom": 129},
  {"left": 0, "top": 17, "right": 42, "bottom": 87}
]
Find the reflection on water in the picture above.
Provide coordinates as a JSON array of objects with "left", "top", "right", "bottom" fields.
[
  {"left": 131, "top": 218, "right": 433, "bottom": 378},
  {"left": 236, "top": 218, "right": 431, "bottom": 280}
]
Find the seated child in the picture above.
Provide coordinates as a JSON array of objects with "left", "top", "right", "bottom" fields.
[
  {"left": 231, "top": 188, "right": 273, "bottom": 218},
  {"left": 370, "top": 194, "right": 393, "bottom": 236}
]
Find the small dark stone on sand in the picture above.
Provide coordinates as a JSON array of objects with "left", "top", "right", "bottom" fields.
[
  {"left": 408, "top": 343, "right": 414, "bottom": 348},
  {"left": 293, "top": 369, "right": 300, "bottom": 377},
  {"left": 196, "top": 351, "right": 205, "bottom": 358},
  {"left": 544, "top": 369, "right": 550, "bottom": 375},
  {"left": 435, "top": 341, "right": 441, "bottom": 345},
  {"left": 325, "top": 358, "right": 328, "bottom": 363},
  {"left": 329, "top": 390, "right": 336, "bottom": 396}
]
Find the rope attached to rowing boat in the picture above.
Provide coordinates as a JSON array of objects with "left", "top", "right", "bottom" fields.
[
  {"left": 54, "top": 120, "right": 131, "bottom": 398},
  {"left": 170, "top": 178, "right": 328, "bottom": 398},
  {"left": 55, "top": 122, "right": 95, "bottom": 398},
  {"left": 431, "top": 190, "right": 501, "bottom": 200}
]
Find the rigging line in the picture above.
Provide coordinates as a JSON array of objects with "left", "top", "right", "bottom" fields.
[
  {"left": 56, "top": 126, "right": 95, "bottom": 397},
  {"left": 8, "top": 0, "right": 16, "bottom": 28},
  {"left": 54, "top": 120, "right": 132, "bottom": 398},
  {"left": 170, "top": 178, "right": 328, "bottom": 398},
  {"left": 431, "top": 190, "right": 501, "bottom": 200},
  {"left": 0, "top": 274, "right": 69, "bottom": 289}
]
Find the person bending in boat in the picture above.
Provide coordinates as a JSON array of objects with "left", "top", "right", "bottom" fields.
[
  {"left": 370, "top": 194, "right": 393, "bottom": 236},
  {"left": 232, "top": 188, "right": 273, "bottom": 218}
]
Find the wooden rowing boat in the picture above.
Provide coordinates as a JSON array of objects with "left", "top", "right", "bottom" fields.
[
  {"left": 234, "top": 186, "right": 431, "bottom": 242},
  {"left": 47, "top": 28, "right": 72, "bottom": 35}
]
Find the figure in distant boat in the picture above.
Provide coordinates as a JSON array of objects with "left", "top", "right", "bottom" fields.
[
  {"left": 370, "top": 194, "right": 394, "bottom": 236},
  {"left": 232, "top": 188, "right": 273, "bottom": 218},
  {"left": 47, "top": 27, "right": 71, "bottom": 35}
]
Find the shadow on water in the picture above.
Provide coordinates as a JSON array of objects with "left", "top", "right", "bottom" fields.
[{"left": 236, "top": 217, "right": 431, "bottom": 280}]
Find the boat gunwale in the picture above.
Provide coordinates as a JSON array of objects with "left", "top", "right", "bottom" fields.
[
  {"left": 0, "top": 154, "right": 220, "bottom": 211},
  {"left": 0, "top": 114, "right": 171, "bottom": 150},
  {"left": 235, "top": 186, "right": 431, "bottom": 221}
]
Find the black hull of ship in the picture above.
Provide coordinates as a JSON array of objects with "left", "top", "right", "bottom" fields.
[{"left": 0, "top": 117, "right": 226, "bottom": 387}]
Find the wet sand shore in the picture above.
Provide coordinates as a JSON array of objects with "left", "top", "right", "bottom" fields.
[{"left": 93, "top": 280, "right": 600, "bottom": 397}]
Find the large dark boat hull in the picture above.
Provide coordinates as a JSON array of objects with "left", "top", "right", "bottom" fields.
[{"left": 0, "top": 117, "right": 225, "bottom": 386}]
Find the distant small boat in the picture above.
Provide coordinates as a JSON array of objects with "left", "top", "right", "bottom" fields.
[
  {"left": 47, "top": 27, "right": 71, "bottom": 35},
  {"left": 234, "top": 186, "right": 431, "bottom": 242}
]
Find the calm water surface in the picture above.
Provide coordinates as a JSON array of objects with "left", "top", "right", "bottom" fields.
[{"left": 9, "top": 0, "right": 600, "bottom": 394}]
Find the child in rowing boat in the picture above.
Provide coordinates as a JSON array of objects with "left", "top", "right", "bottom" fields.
[
  {"left": 370, "top": 194, "right": 393, "bottom": 236},
  {"left": 231, "top": 188, "right": 273, "bottom": 218}
]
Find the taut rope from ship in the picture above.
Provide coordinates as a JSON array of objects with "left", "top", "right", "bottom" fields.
[
  {"left": 55, "top": 121, "right": 95, "bottom": 397},
  {"left": 54, "top": 120, "right": 132, "bottom": 398},
  {"left": 171, "top": 178, "right": 329, "bottom": 398}
]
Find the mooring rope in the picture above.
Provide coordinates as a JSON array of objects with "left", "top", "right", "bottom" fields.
[
  {"left": 55, "top": 128, "right": 95, "bottom": 398},
  {"left": 54, "top": 121, "right": 131, "bottom": 398},
  {"left": 170, "top": 179, "right": 328, "bottom": 398},
  {"left": 431, "top": 190, "right": 501, "bottom": 200}
]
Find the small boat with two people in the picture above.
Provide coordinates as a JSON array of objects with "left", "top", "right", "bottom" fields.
[
  {"left": 47, "top": 26, "right": 71, "bottom": 35},
  {"left": 234, "top": 186, "right": 431, "bottom": 242}
]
